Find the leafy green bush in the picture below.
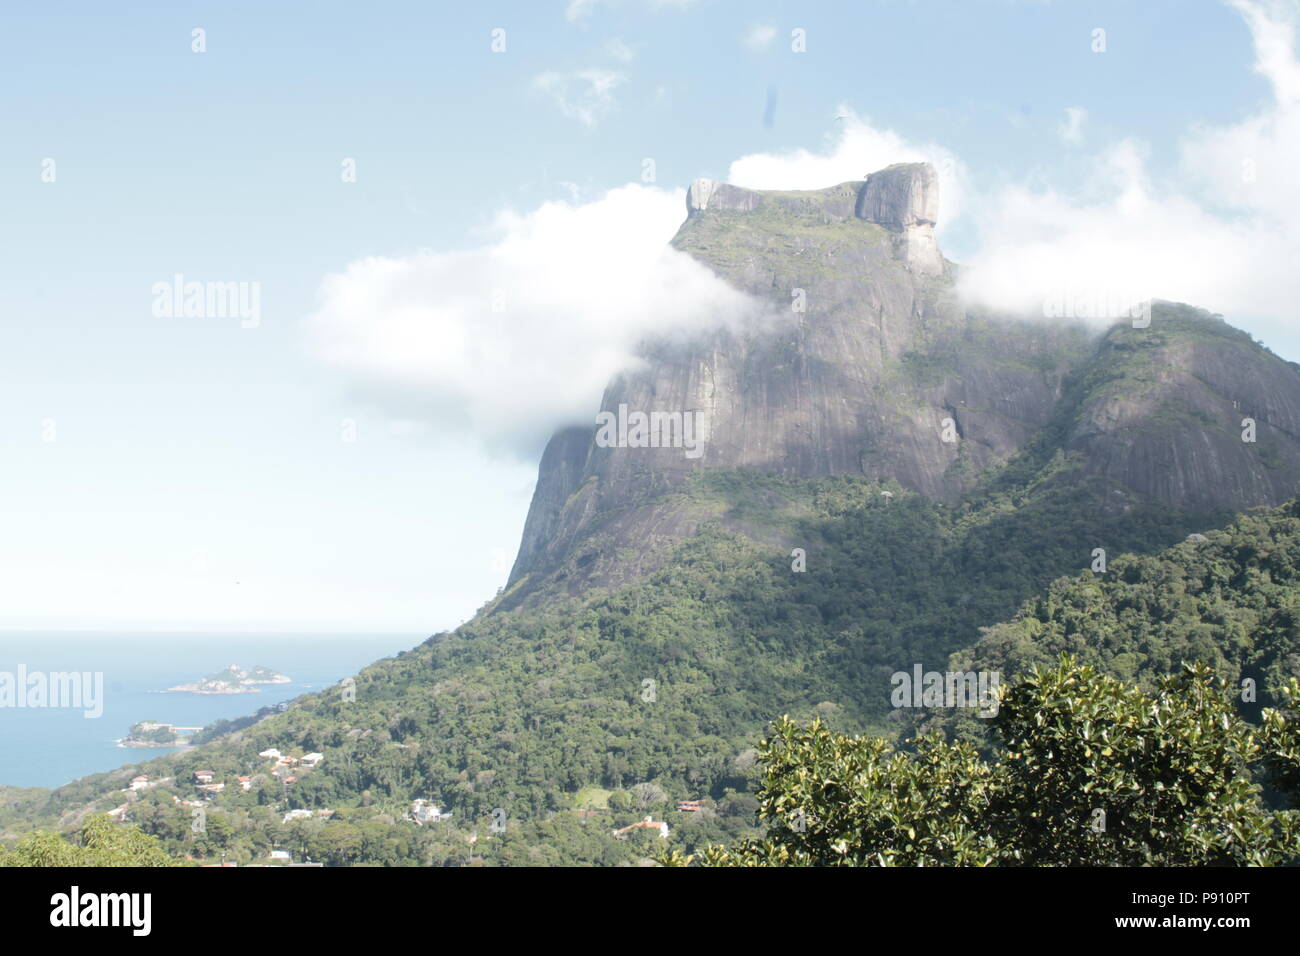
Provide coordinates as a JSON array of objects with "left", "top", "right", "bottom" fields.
[
  {"left": 0, "top": 814, "right": 180, "bottom": 867},
  {"left": 665, "top": 657, "right": 1300, "bottom": 866}
]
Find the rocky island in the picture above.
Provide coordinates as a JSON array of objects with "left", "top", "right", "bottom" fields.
[
  {"left": 120, "top": 721, "right": 188, "bottom": 747},
  {"left": 165, "top": 664, "right": 290, "bottom": 695}
]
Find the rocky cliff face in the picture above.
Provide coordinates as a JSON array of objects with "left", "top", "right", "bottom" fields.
[
  {"left": 507, "top": 163, "right": 1300, "bottom": 591},
  {"left": 1064, "top": 318, "right": 1300, "bottom": 512}
]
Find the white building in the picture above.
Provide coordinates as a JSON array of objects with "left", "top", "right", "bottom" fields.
[{"left": 410, "top": 799, "right": 452, "bottom": 824}]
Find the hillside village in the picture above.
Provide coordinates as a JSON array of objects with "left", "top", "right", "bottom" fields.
[
  {"left": 104, "top": 747, "right": 339, "bottom": 864},
  {"left": 83, "top": 742, "right": 740, "bottom": 866}
]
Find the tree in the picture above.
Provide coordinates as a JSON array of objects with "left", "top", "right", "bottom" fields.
[
  {"left": 0, "top": 815, "right": 180, "bottom": 867},
  {"left": 662, "top": 657, "right": 1300, "bottom": 866},
  {"left": 1262, "top": 677, "right": 1300, "bottom": 808},
  {"left": 990, "top": 660, "right": 1294, "bottom": 865},
  {"left": 629, "top": 782, "right": 668, "bottom": 811}
]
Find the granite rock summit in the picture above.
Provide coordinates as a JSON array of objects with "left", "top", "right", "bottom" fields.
[{"left": 507, "top": 163, "right": 1300, "bottom": 592}]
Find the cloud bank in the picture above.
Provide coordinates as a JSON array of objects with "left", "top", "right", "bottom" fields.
[
  {"left": 959, "top": 0, "right": 1300, "bottom": 341},
  {"left": 303, "top": 185, "right": 762, "bottom": 458}
]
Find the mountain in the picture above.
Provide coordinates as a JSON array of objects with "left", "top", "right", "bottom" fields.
[
  {"left": 508, "top": 163, "right": 1300, "bottom": 599},
  {"left": 6, "top": 163, "right": 1300, "bottom": 866}
]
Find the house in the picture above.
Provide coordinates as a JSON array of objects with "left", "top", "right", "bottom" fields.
[
  {"left": 676, "top": 800, "right": 704, "bottom": 812},
  {"left": 300, "top": 752, "right": 324, "bottom": 768},
  {"left": 268, "top": 850, "right": 291, "bottom": 861},
  {"left": 410, "top": 799, "right": 451, "bottom": 824},
  {"left": 197, "top": 783, "right": 225, "bottom": 794},
  {"left": 283, "top": 808, "right": 314, "bottom": 823},
  {"left": 107, "top": 804, "right": 130, "bottom": 820},
  {"left": 258, "top": 748, "right": 282, "bottom": 759},
  {"left": 237, "top": 776, "right": 252, "bottom": 791},
  {"left": 276, "top": 755, "right": 299, "bottom": 767},
  {"left": 612, "top": 816, "right": 669, "bottom": 840},
  {"left": 193, "top": 770, "right": 215, "bottom": 784},
  {"left": 129, "top": 775, "right": 149, "bottom": 791}
]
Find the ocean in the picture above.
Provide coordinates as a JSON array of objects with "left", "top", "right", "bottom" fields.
[{"left": 0, "top": 632, "right": 424, "bottom": 789}]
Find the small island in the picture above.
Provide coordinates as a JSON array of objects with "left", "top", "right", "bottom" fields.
[
  {"left": 165, "top": 664, "right": 291, "bottom": 695},
  {"left": 121, "top": 721, "right": 188, "bottom": 747}
]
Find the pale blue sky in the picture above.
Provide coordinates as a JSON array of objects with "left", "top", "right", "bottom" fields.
[{"left": 1, "top": 1, "right": 1295, "bottom": 633}]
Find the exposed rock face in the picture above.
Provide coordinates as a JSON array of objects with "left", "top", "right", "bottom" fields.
[
  {"left": 856, "top": 163, "right": 942, "bottom": 275},
  {"left": 507, "top": 162, "right": 1300, "bottom": 590},
  {"left": 508, "top": 426, "right": 593, "bottom": 582},
  {"left": 856, "top": 163, "right": 938, "bottom": 228},
  {"left": 1065, "top": 322, "right": 1300, "bottom": 512}
]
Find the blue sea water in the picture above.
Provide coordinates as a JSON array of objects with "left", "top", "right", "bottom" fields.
[{"left": 0, "top": 632, "right": 423, "bottom": 789}]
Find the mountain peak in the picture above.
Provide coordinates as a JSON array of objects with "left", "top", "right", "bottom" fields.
[
  {"left": 857, "top": 162, "right": 938, "bottom": 230},
  {"left": 686, "top": 162, "right": 942, "bottom": 274}
]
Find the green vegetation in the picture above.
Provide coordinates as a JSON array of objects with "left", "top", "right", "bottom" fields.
[
  {"left": 954, "top": 498, "right": 1300, "bottom": 707},
  {"left": 663, "top": 659, "right": 1300, "bottom": 866},
  {"left": 125, "top": 722, "right": 179, "bottom": 746},
  {"left": 1, "top": 464, "right": 1237, "bottom": 865},
  {"left": 0, "top": 814, "right": 180, "bottom": 867}
]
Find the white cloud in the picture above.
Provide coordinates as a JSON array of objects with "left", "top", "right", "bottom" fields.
[
  {"left": 304, "top": 185, "right": 767, "bottom": 459},
  {"left": 959, "top": 0, "right": 1300, "bottom": 349},
  {"left": 727, "top": 107, "right": 969, "bottom": 232},
  {"left": 1058, "top": 106, "right": 1087, "bottom": 145},
  {"left": 532, "top": 69, "right": 626, "bottom": 127},
  {"left": 566, "top": 0, "right": 602, "bottom": 22},
  {"left": 744, "top": 24, "right": 778, "bottom": 52},
  {"left": 1229, "top": 0, "right": 1300, "bottom": 104},
  {"left": 605, "top": 36, "right": 637, "bottom": 62}
]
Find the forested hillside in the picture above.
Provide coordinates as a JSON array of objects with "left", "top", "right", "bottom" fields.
[{"left": 3, "top": 463, "right": 1241, "bottom": 865}]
